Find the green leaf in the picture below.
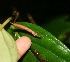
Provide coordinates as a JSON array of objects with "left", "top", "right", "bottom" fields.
[
  {"left": 8, "top": 22, "right": 70, "bottom": 62},
  {"left": 22, "top": 50, "right": 39, "bottom": 62},
  {"left": 0, "top": 28, "right": 18, "bottom": 62}
]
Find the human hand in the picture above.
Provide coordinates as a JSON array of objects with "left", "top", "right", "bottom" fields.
[{"left": 16, "top": 36, "right": 32, "bottom": 60}]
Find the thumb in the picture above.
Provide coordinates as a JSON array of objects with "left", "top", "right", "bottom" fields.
[{"left": 16, "top": 36, "right": 32, "bottom": 59}]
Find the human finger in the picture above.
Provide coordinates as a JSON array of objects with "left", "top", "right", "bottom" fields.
[{"left": 16, "top": 36, "right": 32, "bottom": 59}]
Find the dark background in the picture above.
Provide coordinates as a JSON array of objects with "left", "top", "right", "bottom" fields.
[
  {"left": 0, "top": 0, "right": 70, "bottom": 49},
  {"left": 0, "top": 0, "right": 70, "bottom": 24}
]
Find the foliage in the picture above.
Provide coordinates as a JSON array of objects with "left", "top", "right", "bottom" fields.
[{"left": 7, "top": 18, "right": 70, "bottom": 62}]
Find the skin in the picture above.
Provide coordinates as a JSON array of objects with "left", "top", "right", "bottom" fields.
[{"left": 16, "top": 36, "right": 32, "bottom": 60}]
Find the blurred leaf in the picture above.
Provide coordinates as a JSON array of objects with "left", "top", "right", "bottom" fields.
[
  {"left": 42, "top": 15, "right": 70, "bottom": 44},
  {"left": 42, "top": 15, "right": 70, "bottom": 37}
]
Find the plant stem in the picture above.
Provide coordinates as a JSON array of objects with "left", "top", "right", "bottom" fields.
[
  {"left": 27, "top": 14, "right": 37, "bottom": 25},
  {"left": 0, "top": 17, "right": 12, "bottom": 30}
]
